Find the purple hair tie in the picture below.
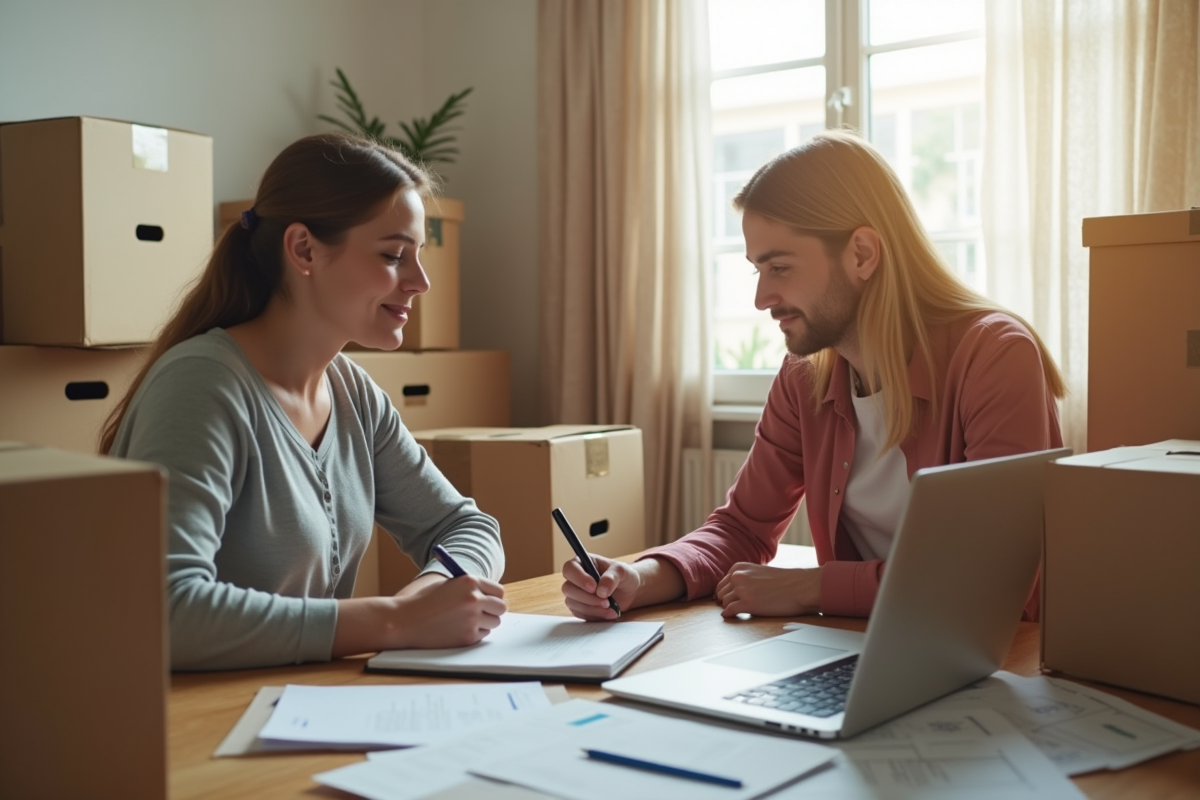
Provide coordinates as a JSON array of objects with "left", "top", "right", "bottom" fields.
[{"left": 240, "top": 207, "right": 258, "bottom": 231}]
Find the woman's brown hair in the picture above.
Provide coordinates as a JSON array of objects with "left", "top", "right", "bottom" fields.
[{"left": 99, "top": 133, "right": 432, "bottom": 454}]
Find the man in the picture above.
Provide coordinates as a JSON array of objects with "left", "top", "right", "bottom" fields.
[{"left": 561, "top": 130, "right": 1064, "bottom": 622}]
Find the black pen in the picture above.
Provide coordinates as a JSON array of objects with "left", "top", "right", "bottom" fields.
[
  {"left": 432, "top": 544, "right": 467, "bottom": 578},
  {"left": 551, "top": 507, "right": 621, "bottom": 617}
]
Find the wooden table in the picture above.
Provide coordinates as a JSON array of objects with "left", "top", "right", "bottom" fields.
[{"left": 169, "top": 547, "right": 1200, "bottom": 799}]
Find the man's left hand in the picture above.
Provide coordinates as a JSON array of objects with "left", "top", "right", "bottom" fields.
[{"left": 715, "top": 563, "right": 822, "bottom": 617}]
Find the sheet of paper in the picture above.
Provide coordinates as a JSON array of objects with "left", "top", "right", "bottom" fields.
[
  {"left": 912, "top": 671, "right": 1200, "bottom": 775},
  {"left": 256, "top": 682, "right": 551, "bottom": 748},
  {"left": 770, "top": 707, "right": 1088, "bottom": 800},
  {"left": 315, "top": 699, "right": 837, "bottom": 800},
  {"left": 367, "top": 613, "right": 663, "bottom": 676},
  {"left": 361, "top": 683, "right": 576, "bottom": 762}
]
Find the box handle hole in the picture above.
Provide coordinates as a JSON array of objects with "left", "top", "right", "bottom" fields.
[
  {"left": 402, "top": 384, "right": 431, "bottom": 397},
  {"left": 65, "top": 381, "right": 109, "bottom": 401},
  {"left": 588, "top": 519, "right": 609, "bottom": 538},
  {"left": 136, "top": 225, "right": 164, "bottom": 241}
]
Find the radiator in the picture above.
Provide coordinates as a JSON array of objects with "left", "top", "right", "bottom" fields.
[{"left": 680, "top": 448, "right": 813, "bottom": 546}]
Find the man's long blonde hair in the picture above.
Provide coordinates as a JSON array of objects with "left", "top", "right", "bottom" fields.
[{"left": 733, "top": 130, "right": 1065, "bottom": 451}]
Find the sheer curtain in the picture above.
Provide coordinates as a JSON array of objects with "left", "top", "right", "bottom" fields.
[
  {"left": 538, "top": 0, "right": 714, "bottom": 545},
  {"left": 983, "top": 0, "right": 1200, "bottom": 454}
]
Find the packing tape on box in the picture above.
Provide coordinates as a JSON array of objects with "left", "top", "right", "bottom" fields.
[{"left": 584, "top": 435, "right": 609, "bottom": 478}]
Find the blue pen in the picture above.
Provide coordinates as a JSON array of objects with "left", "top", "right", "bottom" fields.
[
  {"left": 432, "top": 544, "right": 467, "bottom": 578},
  {"left": 582, "top": 749, "right": 744, "bottom": 788}
]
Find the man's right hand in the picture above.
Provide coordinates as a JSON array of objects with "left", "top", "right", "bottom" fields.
[
  {"left": 561, "top": 554, "right": 639, "bottom": 621},
  {"left": 560, "top": 555, "right": 686, "bottom": 620}
]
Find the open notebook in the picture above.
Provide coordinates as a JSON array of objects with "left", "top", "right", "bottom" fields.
[{"left": 366, "top": 613, "right": 664, "bottom": 683}]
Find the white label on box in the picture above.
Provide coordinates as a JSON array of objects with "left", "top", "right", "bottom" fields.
[{"left": 131, "top": 124, "right": 169, "bottom": 172}]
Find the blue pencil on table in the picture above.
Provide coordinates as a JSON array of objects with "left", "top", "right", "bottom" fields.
[
  {"left": 432, "top": 544, "right": 467, "bottom": 578},
  {"left": 582, "top": 749, "right": 744, "bottom": 788}
]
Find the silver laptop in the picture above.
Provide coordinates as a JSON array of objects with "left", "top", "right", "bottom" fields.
[{"left": 603, "top": 447, "right": 1070, "bottom": 739}]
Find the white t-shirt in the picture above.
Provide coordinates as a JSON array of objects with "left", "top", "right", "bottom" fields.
[{"left": 841, "top": 374, "right": 910, "bottom": 562}]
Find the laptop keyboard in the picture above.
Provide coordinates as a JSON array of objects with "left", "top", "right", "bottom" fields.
[{"left": 724, "top": 655, "right": 859, "bottom": 718}]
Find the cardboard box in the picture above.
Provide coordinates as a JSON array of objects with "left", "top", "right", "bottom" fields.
[
  {"left": 0, "top": 345, "right": 145, "bottom": 453},
  {"left": 1084, "top": 209, "right": 1200, "bottom": 451},
  {"left": 0, "top": 443, "right": 167, "bottom": 799},
  {"left": 403, "top": 196, "right": 462, "bottom": 350},
  {"left": 346, "top": 349, "right": 510, "bottom": 595},
  {"left": 1043, "top": 441, "right": 1200, "bottom": 704},
  {"left": 0, "top": 116, "right": 213, "bottom": 346},
  {"left": 411, "top": 425, "right": 646, "bottom": 583},
  {"left": 216, "top": 198, "right": 252, "bottom": 238},
  {"left": 346, "top": 349, "right": 509, "bottom": 432}
]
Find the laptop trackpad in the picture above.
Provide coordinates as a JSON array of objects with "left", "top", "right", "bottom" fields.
[{"left": 705, "top": 640, "right": 848, "bottom": 673}]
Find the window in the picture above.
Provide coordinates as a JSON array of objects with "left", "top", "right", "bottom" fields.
[{"left": 709, "top": 0, "right": 985, "bottom": 404}]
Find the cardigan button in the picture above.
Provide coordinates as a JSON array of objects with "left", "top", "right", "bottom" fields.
[
  {"left": 833, "top": 487, "right": 840, "bottom": 495},
  {"left": 842, "top": 461, "right": 849, "bottom": 469}
]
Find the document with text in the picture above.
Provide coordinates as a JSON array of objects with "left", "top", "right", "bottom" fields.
[
  {"left": 315, "top": 698, "right": 837, "bottom": 800},
  {"left": 254, "top": 682, "right": 552, "bottom": 749}
]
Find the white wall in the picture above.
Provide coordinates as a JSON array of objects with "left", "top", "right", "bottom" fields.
[
  {"left": 0, "top": 0, "right": 540, "bottom": 422},
  {"left": 0, "top": 1, "right": 427, "bottom": 200},
  {"left": 421, "top": 0, "right": 539, "bottom": 425}
]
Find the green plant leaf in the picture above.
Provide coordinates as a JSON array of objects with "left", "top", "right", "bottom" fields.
[
  {"left": 318, "top": 69, "right": 472, "bottom": 171},
  {"left": 397, "top": 86, "right": 473, "bottom": 165}
]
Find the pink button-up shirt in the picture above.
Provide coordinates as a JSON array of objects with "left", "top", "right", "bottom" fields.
[{"left": 641, "top": 311, "right": 1063, "bottom": 620}]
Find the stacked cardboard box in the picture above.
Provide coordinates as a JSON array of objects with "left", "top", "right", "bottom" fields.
[
  {"left": 0, "top": 116, "right": 213, "bottom": 346},
  {"left": 1083, "top": 209, "right": 1200, "bottom": 450},
  {"left": 411, "top": 425, "right": 646, "bottom": 584},
  {"left": 0, "top": 115, "right": 213, "bottom": 451}
]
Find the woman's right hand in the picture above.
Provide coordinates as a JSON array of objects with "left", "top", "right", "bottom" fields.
[
  {"left": 560, "top": 555, "right": 641, "bottom": 621},
  {"left": 333, "top": 576, "right": 506, "bottom": 658},
  {"left": 392, "top": 575, "right": 507, "bottom": 648}
]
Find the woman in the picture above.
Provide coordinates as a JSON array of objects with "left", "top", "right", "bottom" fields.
[{"left": 101, "top": 133, "right": 506, "bottom": 670}]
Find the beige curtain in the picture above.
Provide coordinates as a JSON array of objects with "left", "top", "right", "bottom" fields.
[
  {"left": 538, "top": 0, "right": 713, "bottom": 545},
  {"left": 982, "top": 0, "right": 1200, "bottom": 455}
]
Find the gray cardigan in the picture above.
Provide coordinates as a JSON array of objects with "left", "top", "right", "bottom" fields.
[{"left": 112, "top": 329, "right": 504, "bottom": 670}]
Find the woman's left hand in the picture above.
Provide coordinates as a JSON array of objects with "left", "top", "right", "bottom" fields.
[{"left": 715, "top": 563, "right": 822, "bottom": 618}]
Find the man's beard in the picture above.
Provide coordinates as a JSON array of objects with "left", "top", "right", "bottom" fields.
[{"left": 777, "top": 267, "right": 861, "bottom": 357}]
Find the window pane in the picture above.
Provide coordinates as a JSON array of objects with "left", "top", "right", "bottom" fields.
[
  {"left": 868, "top": 0, "right": 983, "bottom": 46},
  {"left": 713, "top": 251, "right": 789, "bottom": 371},
  {"left": 711, "top": 65, "right": 826, "bottom": 112},
  {"left": 709, "top": 0, "right": 825, "bottom": 73},
  {"left": 714, "top": 129, "right": 786, "bottom": 242},
  {"left": 711, "top": 66, "right": 826, "bottom": 369},
  {"left": 868, "top": 39, "right": 985, "bottom": 292},
  {"left": 715, "top": 129, "right": 786, "bottom": 173}
]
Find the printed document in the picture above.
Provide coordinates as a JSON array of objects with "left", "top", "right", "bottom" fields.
[
  {"left": 916, "top": 671, "right": 1200, "bottom": 774},
  {"left": 256, "top": 682, "right": 551, "bottom": 748},
  {"left": 315, "top": 698, "right": 837, "bottom": 800},
  {"left": 771, "top": 707, "right": 1087, "bottom": 800}
]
